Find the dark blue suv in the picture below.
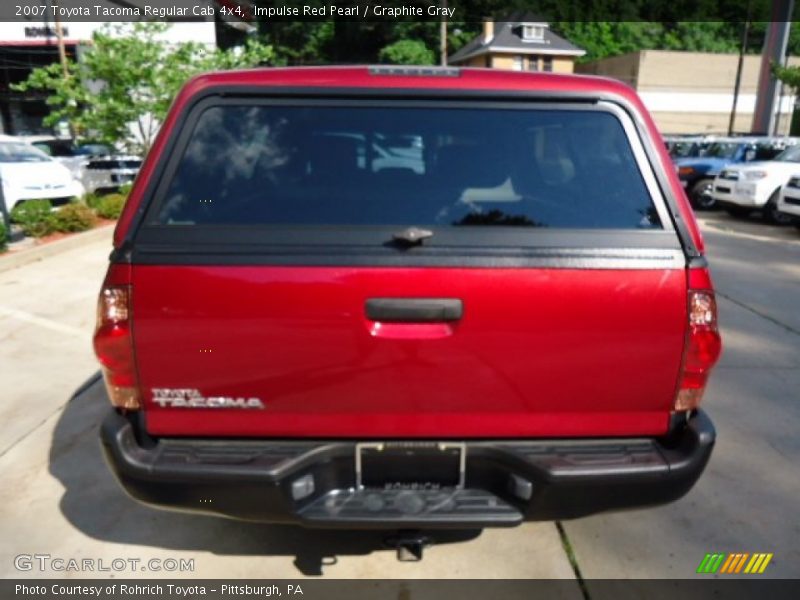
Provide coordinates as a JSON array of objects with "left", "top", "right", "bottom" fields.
[{"left": 674, "top": 138, "right": 787, "bottom": 209}]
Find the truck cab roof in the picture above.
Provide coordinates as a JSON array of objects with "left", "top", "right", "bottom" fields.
[{"left": 183, "top": 65, "right": 642, "bottom": 97}]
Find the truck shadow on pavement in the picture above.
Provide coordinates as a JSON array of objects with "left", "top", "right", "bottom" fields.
[{"left": 48, "top": 373, "right": 481, "bottom": 576}]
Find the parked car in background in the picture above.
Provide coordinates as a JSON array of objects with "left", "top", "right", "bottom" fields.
[
  {"left": 82, "top": 155, "right": 142, "bottom": 194},
  {"left": 25, "top": 136, "right": 113, "bottom": 181},
  {"left": 24, "top": 135, "right": 139, "bottom": 196},
  {"left": 711, "top": 143, "right": 800, "bottom": 223},
  {"left": 0, "top": 140, "right": 85, "bottom": 212},
  {"left": 777, "top": 175, "right": 800, "bottom": 229},
  {"left": 665, "top": 135, "right": 715, "bottom": 160},
  {"left": 675, "top": 137, "right": 790, "bottom": 210}
]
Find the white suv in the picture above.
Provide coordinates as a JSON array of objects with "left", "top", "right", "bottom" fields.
[
  {"left": 711, "top": 143, "right": 800, "bottom": 223},
  {"left": 777, "top": 175, "right": 800, "bottom": 228}
]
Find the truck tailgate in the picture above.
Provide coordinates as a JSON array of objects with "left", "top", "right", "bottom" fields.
[{"left": 133, "top": 265, "right": 686, "bottom": 438}]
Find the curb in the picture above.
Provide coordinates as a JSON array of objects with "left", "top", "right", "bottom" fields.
[{"left": 0, "top": 224, "right": 114, "bottom": 274}]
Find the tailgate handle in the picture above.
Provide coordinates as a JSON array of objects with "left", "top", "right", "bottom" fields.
[{"left": 365, "top": 298, "right": 463, "bottom": 323}]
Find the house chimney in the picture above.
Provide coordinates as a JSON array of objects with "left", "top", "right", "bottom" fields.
[{"left": 483, "top": 18, "right": 494, "bottom": 44}]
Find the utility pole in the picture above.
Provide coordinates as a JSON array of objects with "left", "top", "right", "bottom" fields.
[
  {"left": 51, "top": 0, "right": 70, "bottom": 81},
  {"left": 728, "top": 9, "right": 751, "bottom": 135},
  {"left": 751, "top": 0, "right": 794, "bottom": 134},
  {"left": 440, "top": 0, "right": 448, "bottom": 66},
  {"left": 51, "top": 0, "right": 76, "bottom": 140}
]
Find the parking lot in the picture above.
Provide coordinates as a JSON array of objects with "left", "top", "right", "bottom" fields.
[{"left": 0, "top": 211, "right": 798, "bottom": 583}]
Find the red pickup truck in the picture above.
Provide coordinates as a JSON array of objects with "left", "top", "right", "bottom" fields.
[{"left": 95, "top": 66, "right": 721, "bottom": 531}]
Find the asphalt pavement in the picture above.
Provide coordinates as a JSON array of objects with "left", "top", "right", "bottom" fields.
[{"left": 0, "top": 213, "right": 797, "bottom": 583}]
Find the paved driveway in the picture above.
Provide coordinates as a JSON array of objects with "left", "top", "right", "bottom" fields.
[{"left": 0, "top": 214, "right": 798, "bottom": 583}]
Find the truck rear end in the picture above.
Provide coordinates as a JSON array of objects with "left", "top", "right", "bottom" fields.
[{"left": 95, "top": 67, "right": 721, "bottom": 528}]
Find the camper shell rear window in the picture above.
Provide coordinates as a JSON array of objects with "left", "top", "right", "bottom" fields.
[{"left": 149, "top": 102, "right": 663, "bottom": 232}]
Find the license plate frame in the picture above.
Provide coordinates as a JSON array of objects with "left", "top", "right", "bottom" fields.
[{"left": 355, "top": 441, "right": 466, "bottom": 490}]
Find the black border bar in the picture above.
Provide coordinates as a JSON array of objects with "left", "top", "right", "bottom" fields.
[
  {"left": 3, "top": 579, "right": 799, "bottom": 599},
  {"left": 0, "top": 1, "right": 791, "bottom": 22}
]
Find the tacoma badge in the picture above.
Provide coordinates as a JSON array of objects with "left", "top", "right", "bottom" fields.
[{"left": 151, "top": 388, "right": 265, "bottom": 409}]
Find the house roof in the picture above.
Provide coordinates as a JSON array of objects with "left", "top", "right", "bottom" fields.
[{"left": 449, "top": 19, "right": 586, "bottom": 64}]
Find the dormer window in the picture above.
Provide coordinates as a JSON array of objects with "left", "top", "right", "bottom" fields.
[{"left": 522, "top": 24, "right": 545, "bottom": 41}]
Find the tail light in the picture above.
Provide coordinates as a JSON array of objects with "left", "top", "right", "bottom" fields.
[
  {"left": 675, "top": 276, "right": 722, "bottom": 411},
  {"left": 93, "top": 281, "right": 140, "bottom": 410}
]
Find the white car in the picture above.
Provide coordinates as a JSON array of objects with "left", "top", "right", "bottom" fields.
[
  {"left": 0, "top": 141, "right": 85, "bottom": 213},
  {"left": 25, "top": 137, "right": 112, "bottom": 179},
  {"left": 777, "top": 175, "right": 800, "bottom": 228},
  {"left": 23, "top": 135, "right": 90, "bottom": 180},
  {"left": 711, "top": 144, "right": 800, "bottom": 223},
  {"left": 82, "top": 155, "right": 142, "bottom": 194}
]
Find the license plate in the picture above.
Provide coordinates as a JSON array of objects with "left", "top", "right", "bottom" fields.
[{"left": 355, "top": 442, "right": 466, "bottom": 490}]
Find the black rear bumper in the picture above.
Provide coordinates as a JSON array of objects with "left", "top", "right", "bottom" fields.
[{"left": 100, "top": 410, "right": 715, "bottom": 528}]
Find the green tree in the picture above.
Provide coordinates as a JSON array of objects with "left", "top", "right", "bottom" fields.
[
  {"left": 14, "top": 23, "right": 275, "bottom": 153},
  {"left": 378, "top": 40, "right": 436, "bottom": 65},
  {"left": 773, "top": 62, "right": 800, "bottom": 94},
  {"left": 553, "top": 21, "right": 746, "bottom": 63},
  {"left": 258, "top": 21, "right": 334, "bottom": 64},
  {"left": 660, "top": 22, "right": 739, "bottom": 54}
]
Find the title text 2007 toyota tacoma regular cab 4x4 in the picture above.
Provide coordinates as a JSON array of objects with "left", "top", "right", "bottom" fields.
[{"left": 95, "top": 67, "right": 722, "bottom": 531}]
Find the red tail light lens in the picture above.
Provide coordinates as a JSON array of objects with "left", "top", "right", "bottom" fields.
[
  {"left": 93, "top": 285, "right": 140, "bottom": 410},
  {"left": 675, "top": 289, "right": 722, "bottom": 411}
]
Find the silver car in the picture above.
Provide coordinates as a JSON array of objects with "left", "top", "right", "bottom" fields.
[{"left": 82, "top": 156, "right": 142, "bottom": 194}]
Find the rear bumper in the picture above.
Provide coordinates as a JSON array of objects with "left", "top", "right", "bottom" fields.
[{"left": 100, "top": 410, "right": 715, "bottom": 528}]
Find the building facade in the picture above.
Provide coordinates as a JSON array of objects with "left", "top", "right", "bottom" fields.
[
  {"left": 449, "top": 18, "right": 585, "bottom": 73},
  {"left": 576, "top": 50, "right": 800, "bottom": 135}
]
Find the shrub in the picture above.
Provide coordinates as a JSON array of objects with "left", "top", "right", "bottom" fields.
[
  {"left": 50, "top": 203, "right": 96, "bottom": 233},
  {"left": 95, "top": 193, "right": 127, "bottom": 220},
  {"left": 118, "top": 182, "right": 133, "bottom": 197},
  {"left": 10, "top": 199, "right": 54, "bottom": 238},
  {"left": 83, "top": 192, "right": 104, "bottom": 210},
  {"left": 0, "top": 219, "right": 7, "bottom": 252}
]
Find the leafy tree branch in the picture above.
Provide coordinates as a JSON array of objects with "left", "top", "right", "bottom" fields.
[{"left": 14, "top": 23, "right": 275, "bottom": 154}]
